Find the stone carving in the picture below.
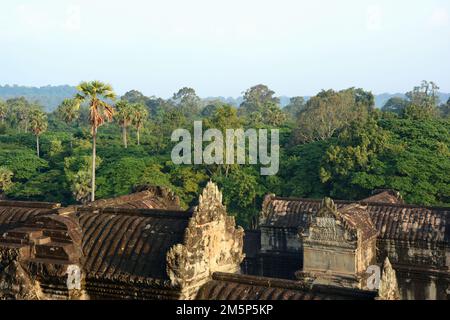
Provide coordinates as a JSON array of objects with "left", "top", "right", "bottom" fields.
[
  {"left": 306, "top": 198, "right": 356, "bottom": 244},
  {"left": 377, "top": 257, "right": 400, "bottom": 300},
  {"left": 0, "top": 248, "right": 43, "bottom": 300},
  {"left": 259, "top": 194, "right": 276, "bottom": 226},
  {"left": 166, "top": 181, "right": 245, "bottom": 299}
]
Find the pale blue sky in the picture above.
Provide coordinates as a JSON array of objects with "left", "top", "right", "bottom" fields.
[{"left": 0, "top": 0, "right": 449, "bottom": 97}]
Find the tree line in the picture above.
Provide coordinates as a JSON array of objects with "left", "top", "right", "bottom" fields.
[{"left": 0, "top": 80, "right": 448, "bottom": 227}]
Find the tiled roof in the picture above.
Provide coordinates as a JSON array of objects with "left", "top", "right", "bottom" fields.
[
  {"left": 261, "top": 196, "right": 450, "bottom": 244},
  {"left": 362, "top": 190, "right": 403, "bottom": 204},
  {"left": 0, "top": 201, "right": 60, "bottom": 232},
  {"left": 85, "top": 186, "right": 181, "bottom": 210},
  {"left": 77, "top": 208, "right": 191, "bottom": 281},
  {"left": 196, "top": 272, "right": 377, "bottom": 300},
  {"left": 337, "top": 203, "right": 378, "bottom": 242}
]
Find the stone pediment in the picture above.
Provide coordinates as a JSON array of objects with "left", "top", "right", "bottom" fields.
[
  {"left": 303, "top": 197, "right": 378, "bottom": 246},
  {"left": 304, "top": 198, "right": 357, "bottom": 246}
]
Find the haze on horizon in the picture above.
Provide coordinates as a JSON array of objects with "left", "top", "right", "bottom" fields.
[{"left": 0, "top": 0, "right": 449, "bottom": 98}]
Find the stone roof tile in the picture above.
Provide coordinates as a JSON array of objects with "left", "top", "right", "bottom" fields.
[{"left": 261, "top": 196, "right": 449, "bottom": 244}]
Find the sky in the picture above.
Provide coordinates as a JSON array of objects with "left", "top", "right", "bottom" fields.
[{"left": 0, "top": 0, "right": 449, "bottom": 97}]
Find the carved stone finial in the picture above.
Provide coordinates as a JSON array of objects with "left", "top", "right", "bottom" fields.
[
  {"left": 166, "top": 182, "right": 244, "bottom": 298},
  {"left": 193, "top": 181, "right": 227, "bottom": 225},
  {"left": 378, "top": 257, "right": 400, "bottom": 300},
  {"left": 317, "top": 197, "right": 339, "bottom": 218},
  {"left": 198, "top": 181, "right": 222, "bottom": 208},
  {"left": 259, "top": 194, "right": 276, "bottom": 226},
  {"left": 323, "top": 197, "right": 337, "bottom": 210}
]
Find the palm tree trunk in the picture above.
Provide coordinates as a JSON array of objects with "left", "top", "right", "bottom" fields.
[
  {"left": 36, "top": 135, "right": 40, "bottom": 158},
  {"left": 91, "top": 128, "right": 97, "bottom": 202},
  {"left": 122, "top": 125, "right": 128, "bottom": 148},
  {"left": 137, "top": 127, "right": 140, "bottom": 145}
]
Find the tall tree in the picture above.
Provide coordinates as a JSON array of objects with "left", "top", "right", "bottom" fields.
[
  {"left": 75, "top": 81, "right": 116, "bottom": 202},
  {"left": 115, "top": 101, "right": 134, "bottom": 148},
  {"left": 204, "top": 104, "right": 243, "bottom": 176},
  {"left": 0, "top": 166, "right": 13, "bottom": 199},
  {"left": 131, "top": 103, "right": 148, "bottom": 145},
  {"left": 56, "top": 98, "right": 81, "bottom": 149},
  {"left": 239, "top": 84, "right": 279, "bottom": 115},
  {"left": 6, "top": 97, "right": 30, "bottom": 132},
  {"left": 29, "top": 109, "right": 48, "bottom": 158},
  {"left": 293, "top": 88, "right": 372, "bottom": 144},
  {"left": 382, "top": 97, "right": 410, "bottom": 115},
  {"left": 239, "top": 84, "right": 285, "bottom": 126},
  {"left": 56, "top": 98, "right": 80, "bottom": 125},
  {"left": 440, "top": 98, "right": 450, "bottom": 118},
  {"left": 283, "top": 96, "right": 306, "bottom": 120},
  {"left": 121, "top": 90, "right": 148, "bottom": 104},
  {"left": 172, "top": 87, "right": 202, "bottom": 118},
  {"left": 404, "top": 81, "right": 440, "bottom": 119},
  {"left": 0, "top": 99, "right": 7, "bottom": 124}
]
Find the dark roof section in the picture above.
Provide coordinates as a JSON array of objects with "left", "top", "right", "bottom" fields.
[
  {"left": 196, "top": 272, "right": 377, "bottom": 300},
  {"left": 362, "top": 190, "right": 403, "bottom": 204},
  {"left": 0, "top": 200, "right": 60, "bottom": 233},
  {"left": 84, "top": 186, "right": 181, "bottom": 210},
  {"left": 261, "top": 196, "right": 450, "bottom": 244},
  {"left": 337, "top": 203, "right": 378, "bottom": 242},
  {"left": 77, "top": 207, "right": 191, "bottom": 282}
]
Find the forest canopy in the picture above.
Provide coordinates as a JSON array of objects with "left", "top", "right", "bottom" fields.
[{"left": 0, "top": 81, "right": 449, "bottom": 228}]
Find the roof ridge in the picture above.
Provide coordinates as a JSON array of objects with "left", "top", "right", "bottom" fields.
[
  {"left": 0, "top": 200, "right": 61, "bottom": 209},
  {"left": 77, "top": 207, "right": 192, "bottom": 219},
  {"left": 212, "top": 272, "right": 377, "bottom": 298},
  {"left": 211, "top": 272, "right": 311, "bottom": 291},
  {"left": 271, "top": 196, "right": 450, "bottom": 212}
]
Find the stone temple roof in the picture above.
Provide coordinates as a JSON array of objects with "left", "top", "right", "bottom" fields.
[
  {"left": 84, "top": 185, "right": 182, "bottom": 210},
  {"left": 0, "top": 189, "right": 191, "bottom": 297},
  {"left": 0, "top": 182, "right": 246, "bottom": 300},
  {"left": 196, "top": 273, "right": 377, "bottom": 300},
  {"left": 0, "top": 200, "right": 61, "bottom": 233},
  {"left": 260, "top": 192, "right": 450, "bottom": 245},
  {"left": 363, "top": 189, "right": 403, "bottom": 204},
  {"left": 322, "top": 200, "right": 378, "bottom": 243},
  {"left": 77, "top": 207, "right": 191, "bottom": 282}
]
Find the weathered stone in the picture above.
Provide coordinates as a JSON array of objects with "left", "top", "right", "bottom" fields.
[
  {"left": 0, "top": 182, "right": 245, "bottom": 300},
  {"left": 377, "top": 258, "right": 400, "bottom": 300},
  {"left": 248, "top": 191, "right": 450, "bottom": 300},
  {"left": 167, "top": 181, "right": 244, "bottom": 299}
]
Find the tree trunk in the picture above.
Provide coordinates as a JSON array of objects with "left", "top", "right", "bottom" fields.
[
  {"left": 122, "top": 125, "right": 128, "bottom": 148},
  {"left": 137, "top": 128, "right": 140, "bottom": 145},
  {"left": 36, "top": 135, "right": 40, "bottom": 158},
  {"left": 91, "top": 128, "right": 97, "bottom": 202}
]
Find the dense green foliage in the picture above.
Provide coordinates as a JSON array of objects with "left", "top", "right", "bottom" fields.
[{"left": 0, "top": 81, "right": 449, "bottom": 227}]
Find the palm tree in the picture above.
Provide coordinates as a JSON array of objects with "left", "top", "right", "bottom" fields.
[
  {"left": 8, "top": 98, "right": 29, "bottom": 132},
  {"left": 116, "top": 101, "right": 134, "bottom": 148},
  {"left": 75, "top": 81, "right": 116, "bottom": 202},
  {"left": 132, "top": 103, "right": 148, "bottom": 145},
  {"left": 72, "top": 169, "right": 92, "bottom": 204},
  {"left": 57, "top": 98, "right": 80, "bottom": 124},
  {"left": 56, "top": 98, "right": 81, "bottom": 149},
  {"left": 29, "top": 109, "right": 48, "bottom": 158}
]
